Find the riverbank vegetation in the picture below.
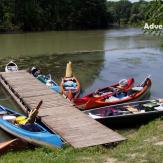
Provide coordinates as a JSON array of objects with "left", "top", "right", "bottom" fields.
[
  {"left": 107, "top": 0, "right": 163, "bottom": 28},
  {"left": 0, "top": 0, "right": 162, "bottom": 32},
  {"left": 0, "top": 0, "right": 108, "bottom": 31},
  {"left": 144, "top": 0, "right": 163, "bottom": 35},
  {"left": 107, "top": 0, "right": 147, "bottom": 26},
  {"left": 1, "top": 119, "right": 163, "bottom": 163}
]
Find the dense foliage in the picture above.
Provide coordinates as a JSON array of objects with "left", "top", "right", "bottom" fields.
[
  {"left": 0, "top": 0, "right": 108, "bottom": 31},
  {"left": 144, "top": 0, "right": 163, "bottom": 34},
  {"left": 0, "top": 0, "right": 162, "bottom": 32},
  {"left": 107, "top": 0, "right": 149, "bottom": 26},
  {"left": 145, "top": 0, "right": 163, "bottom": 24}
]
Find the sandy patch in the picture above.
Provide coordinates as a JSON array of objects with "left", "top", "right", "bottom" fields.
[
  {"left": 154, "top": 141, "right": 163, "bottom": 146},
  {"left": 144, "top": 136, "right": 158, "bottom": 143},
  {"left": 104, "top": 158, "right": 117, "bottom": 163},
  {"left": 157, "top": 124, "right": 163, "bottom": 130}
]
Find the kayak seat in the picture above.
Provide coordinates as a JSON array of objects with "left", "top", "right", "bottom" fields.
[{"left": 15, "top": 116, "right": 27, "bottom": 125}]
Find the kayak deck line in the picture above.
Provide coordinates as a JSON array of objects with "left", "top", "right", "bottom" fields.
[{"left": 0, "top": 70, "right": 125, "bottom": 148}]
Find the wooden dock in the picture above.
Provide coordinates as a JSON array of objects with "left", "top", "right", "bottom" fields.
[{"left": 0, "top": 71, "right": 125, "bottom": 148}]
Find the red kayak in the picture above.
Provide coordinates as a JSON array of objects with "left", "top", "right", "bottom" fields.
[{"left": 74, "top": 77, "right": 151, "bottom": 110}]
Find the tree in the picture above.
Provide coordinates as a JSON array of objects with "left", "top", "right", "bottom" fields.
[
  {"left": 0, "top": 0, "right": 16, "bottom": 32},
  {"left": 129, "top": 1, "right": 148, "bottom": 24},
  {"left": 144, "top": 0, "right": 163, "bottom": 35},
  {"left": 0, "top": 0, "right": 108, "bottom": 31},
  {"left": 107, "top": 0, "right": 132, "bottom": 25},
  {"left": 116, "top": 0, "right": 132, "bottom": 24}
]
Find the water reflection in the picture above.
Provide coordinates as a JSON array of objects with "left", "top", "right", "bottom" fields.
[
  {"left": 0, "top": 52, "right": 105, "bottom": 92},
  {"left": 104, "top": 28, "right": 163, "bottom": 51},
  {"left": 0, "top": 30, "right": 105, "bottom": 57}
]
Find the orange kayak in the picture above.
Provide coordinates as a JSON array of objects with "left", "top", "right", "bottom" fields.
[
  {"left": 0, "top": 138, "right": 26, "bottom": 154},
  {"left": 60, "top": 76, "right": 80, "bottom": 100}
]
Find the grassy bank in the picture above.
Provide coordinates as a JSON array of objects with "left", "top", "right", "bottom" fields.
[{"left": 1, "top": 119, "right": 163, "bottom": 163}]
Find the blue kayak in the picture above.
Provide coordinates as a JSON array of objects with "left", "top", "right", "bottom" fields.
[
  {"left": 37, "top": 74, "right": 61, "bottom": 93},
  {"left": 0, "top": 105, "right": 63, "bottom": 148},
  {"left": 30, "top": 67, "right": 61, "bottom": 93}
]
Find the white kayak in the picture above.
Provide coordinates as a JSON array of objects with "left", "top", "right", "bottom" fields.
[{"left": 5, "top": 61, "right": 18, "bottom": 72}]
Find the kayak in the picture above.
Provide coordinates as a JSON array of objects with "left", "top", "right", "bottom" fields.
[
  {"left": 84, "top": 99, "right": 163, "bottom": 127},
  {"left": 37, "top": 74, "right": 61, "bottom": 93},
  {"left": 74, "top": 78, "right": 134, "bottom": 108},
  {"left": 0, "top": 139, "right": 27, "bottom": 154},
  {"left": 0, "top": 105, "right": 63, "bottom": 148},
  {"left": 30, "top": 67, "right": 61, "bottom": 93},
  {"left": 75, "top": 77, "right": 151, "bottom": 110},
  {"left": 60, "top": 76, "right": 80, "bottom": 100},
  {"left": 5, "top": 61, "right": 18, "bottom": 72}
]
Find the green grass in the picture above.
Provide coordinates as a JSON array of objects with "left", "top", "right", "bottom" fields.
[{"left": 1, "top": 119, "right": 163, "bottom": 163}]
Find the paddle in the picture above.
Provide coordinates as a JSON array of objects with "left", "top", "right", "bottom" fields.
[
  {"left": 26, "top": 100, "right": 43, "bottom": 124},
  {"left": 140, "top": 75, "right": 151, "bottom": 86}
]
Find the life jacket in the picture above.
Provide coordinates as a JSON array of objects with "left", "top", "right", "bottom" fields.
[{"left": 123, "top": 78, "right": 134, "bottom": 92}]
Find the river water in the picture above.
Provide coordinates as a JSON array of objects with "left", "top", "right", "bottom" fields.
[{"left": 0, "top": 28, "right": 163, "bottom": 142}]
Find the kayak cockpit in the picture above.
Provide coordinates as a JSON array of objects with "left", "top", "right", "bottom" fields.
[{"left": 18, "top": 123, "right": 45, "bottom": 132}]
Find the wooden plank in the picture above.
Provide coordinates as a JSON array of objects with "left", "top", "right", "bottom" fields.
[
  {"left": 1, "top": 73, "right": 31, "bottom": 79},
  {"left": 4, "top": 76, "right": 41, "bottom": 84},
  {"left": 0, "top": 70, "right": 27, "bottom": 75},
  {"left": 6, "top": 80, "right": 39, "bottom": 86},
  {"left": 4, "top": 75, "right": 35, "bottom": 80},
  {"left": 12, "top": 84, "right": 46, "bottom": 89},
  {"left": 18, "top": 90, "right": 54, "bottom": 98},
  {"left": 23, "top": 94, "right": 66, "bottom": 103},
  {"left": 23, "top": 98, "right": 70, "bottom": 108},
  {"left": 27, "top": 103, "right": 69, "bottom": 110},
  {"left": 13, "top": 86, "right": 49, "bottom": 93},
  {"left": 24, "top": 102, "right": 69, "bottom": 110},
  {"left": 12, "top": 87, "right": 51, "bottom": 94},
  {"left": 4, "top": 78, "right": 44, "bottom": 87}
]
